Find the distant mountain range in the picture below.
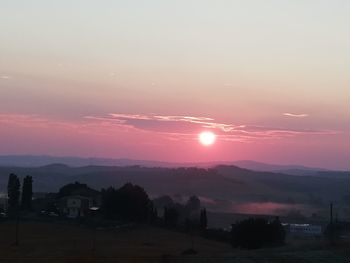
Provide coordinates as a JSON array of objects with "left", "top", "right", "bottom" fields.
[
  {"left": 231, "top": 160, "right": 330, "bottom": 176},
  {"left": 0, "top": 155, "right": 332, "bottom": 176},
  {"left": 0, "top": 155, "right": 176, "bottom": 168}
]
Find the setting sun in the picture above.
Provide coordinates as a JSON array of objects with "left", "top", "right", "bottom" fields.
[{"left": 199, "top": 131, "right": 216, "bottom": 146}]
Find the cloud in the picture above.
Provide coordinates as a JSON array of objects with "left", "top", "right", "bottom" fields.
[
  {"left": 0, "top": 113, "right": 337, "bottom": 144},
  {"left": 0, "top": 114, "right": 51, "bottom": 128},
  {"left": 108, "top": 114, "right": 244, "bottom": 132},
  {"left": 87, "top": 113, "right": 338, "bottom": 142},
  {"left": 0, "top": 75, "right": 12, "bottom": 80},
  {"left": 0, "top": 114, "right": 126, "bottom": 136},
  {"left": 283, "top": 113, "right": 309, "bottom": 118}
]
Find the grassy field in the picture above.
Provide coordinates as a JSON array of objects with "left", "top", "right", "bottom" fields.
[
  {"left": 1, "top": 221, "right": 350, "bottom": 263},
  {"left": 0, "top": 221, "right": 229, "bottom": 263}
]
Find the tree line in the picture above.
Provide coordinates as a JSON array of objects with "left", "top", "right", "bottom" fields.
[{"left": 4, "top": 173, "right": 287, "bottom": 250}]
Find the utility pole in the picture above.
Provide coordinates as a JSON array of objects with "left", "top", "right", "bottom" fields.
[
  {"left": 14, "top": 209, "right": 20, "bottom": 246},
  {"left": 330, "top": 202, "right": 333, "bottom": 225},
  {"left": 330, "top": 202, "right": 334, "bottom": 245},
  {"left": 90, "top": 208, "right": 99, "bottom": 253}
]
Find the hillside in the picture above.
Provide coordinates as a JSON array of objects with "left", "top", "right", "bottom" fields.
[
  {"left": 1, "top": 164, "right": 350, "bottom": 219},
  {"left": 0, "top": 155, "right": 332, "bottom": 176}
]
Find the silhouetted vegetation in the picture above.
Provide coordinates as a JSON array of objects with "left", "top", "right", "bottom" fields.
[
  {"left": 204, "top": 228, "right": 231, "bottom": 243},
  {"left": 164, "top": 207, "right": 179, "bottom": 227},
  {"left": 156, "top": 195, "right": 204, "bottom": 229},
  {"left": 324, "top": 221, "right": 350, "bottom": 244},
  {"left": 200, "top": 208, "right": 207, "bottom": 231},
  {"left": 58, "top": 181, "right": 98, "bottom": 198},
  {"left": 21, "top": 176, "right": 33, "bottom": 211},
  {"left": 101, "top": 183, "right": 151, "bottom": 222},
  {"left": 231, "top": 217, "right": 285, "bottom": 249},
  {"left": 186, "top": 195, "right": 201, "bottom": 212},
  {"left": 7, "top": 173, "right": 20, "bottom": 212}
]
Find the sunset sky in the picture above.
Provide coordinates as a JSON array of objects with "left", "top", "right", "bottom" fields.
[{"left": 1, "top": 1, "right": 349, "bottom": 169}]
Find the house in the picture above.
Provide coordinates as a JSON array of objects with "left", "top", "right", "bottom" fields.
[
  {"left": 285, "top": 223, "right": 323, "bottom": 236},
  {"left": 57, "top": 182, "right": 102, "bottom": 218},
  {"left": 60, "top": 195, "right": 93, "bottom": 218}
]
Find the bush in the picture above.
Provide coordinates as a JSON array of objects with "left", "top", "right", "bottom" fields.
[
  {"left": 101, "top": 183, "right": 151, "bottom": 222},
  {"left": 231, "top": 217, "right": 285, "bottom": 249}
]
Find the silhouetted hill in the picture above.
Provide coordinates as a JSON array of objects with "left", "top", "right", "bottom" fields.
[
  {"left": 0, "top": 155, "right": 177, "bottom": 168},
  {"left": 231, "top": 160, "right": 329, "bottom": 175},
  {"left": 0, "top": 155, "right": 333, "bottom": 176},
  {"left": 316, "top": 171, "right": 350, "bottom": 178}
]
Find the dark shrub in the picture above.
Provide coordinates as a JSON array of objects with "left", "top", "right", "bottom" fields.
[
  {"left": 101, "top": 183, "right": 151, "bottom": 222},
  {"left": 231, "top": 217, "right": 285, "bottom": 249}
]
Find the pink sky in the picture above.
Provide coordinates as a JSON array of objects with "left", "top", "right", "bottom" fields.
[
  {"left": 0, "top": 111, "right": 348, "bottom": 169},
  {"left": 0, "top": 1, "right": 349, "bottom": 169}
]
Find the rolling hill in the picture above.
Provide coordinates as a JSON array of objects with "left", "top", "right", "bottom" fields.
[{"left": 1, "top": 163, "right": 350, "bottom": 219}]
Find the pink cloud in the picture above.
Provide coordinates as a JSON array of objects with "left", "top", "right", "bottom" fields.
[
  {"left": 0, "top": 111, "right": 340, "bottom": 161},
  {"left": 0, "top": 113, "right": 338, "bottom": 144},
  {"left": 283, "top": 113, "right": 309, "bottom": 118},
  {"left": 86, "top": 113, "right": 338, "bottom": 142}
]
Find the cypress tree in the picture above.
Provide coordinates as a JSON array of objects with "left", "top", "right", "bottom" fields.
[
  {"left": 7, "top": 173, "right": 20, "bottom": 212},
  {"left": 21, "top": 176, "right": 33, "bottom": 210},
  {"left": 200, "top": 208, "right": 208, "bottom": 231}
]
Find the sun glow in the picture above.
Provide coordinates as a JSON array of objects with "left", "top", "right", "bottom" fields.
[{"left": 199, "top": 131, "right": 216, "bottom": 146}]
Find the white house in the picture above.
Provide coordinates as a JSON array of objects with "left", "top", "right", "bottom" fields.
[
  {"left": 286, "top": 223, "right": 323, "bottom": 236},
  {"left": 60, "top": 195, "right": 93, "bottom": 218}
]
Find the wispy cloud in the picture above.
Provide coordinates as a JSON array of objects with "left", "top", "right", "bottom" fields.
[
  {"left": 0, "top": 113, "right": 338, "bottom": 144},
  {"left": 0, "top": 114, "right": 51, "bottom": 128},
  {"left": 0, "top": 114, "right": 126, "bottom": 136},
  {"left": 283, "top": 113, "right": 309, "bottom": 118},
  {"left": 0, "top": 75, "right": 12, "bottom": 80},
  {"left": 86, "top": 113, "right": 337, "bottom": 142},
  {"left": 109, "top": 114, "right": 244, "bottom": 132}
]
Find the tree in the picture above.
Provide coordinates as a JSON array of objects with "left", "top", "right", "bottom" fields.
[
  {"left": 269, "top": 217, "right": 285, "bottom": 244},
  {"left": 147, "top": 202, "right": 158, "bottom": 224},
  {"left": 58, "top": 181, "right": 96, "bottom": 198},
  {"left": 200, "top": 208, "right": 208, "bottom": 231},
  {"left": 186, "top": 196, "right": 201, "bottom": 212},
  {"left": 231, "top": 217, "right": 286, "bottom": 249},
  {"left": 7, "top": 173, "right": 20, "bottom": 212},
  {"left": 21, "top": 176, "right": 33, "bottom": 210},
  {"left": 101, "top": 183, "right": 151, "bottom": 221},
  {"left": 163, "top": 207, "right": 179, "bottom": 227},
  {"left": 324, "top": 221, "right": 343, "bottom": 244}
]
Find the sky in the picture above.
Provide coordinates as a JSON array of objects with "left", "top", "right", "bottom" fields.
[{"left": 0, "top": 1, "right": 349, "bottom": 169}]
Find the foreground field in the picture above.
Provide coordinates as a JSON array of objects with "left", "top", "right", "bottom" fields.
[
  {"left": 1, "top": 222, "right": 350, "bottom": 263},
  {"left": 0, "top": 221, "right": 228, "bottom": 263}
]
